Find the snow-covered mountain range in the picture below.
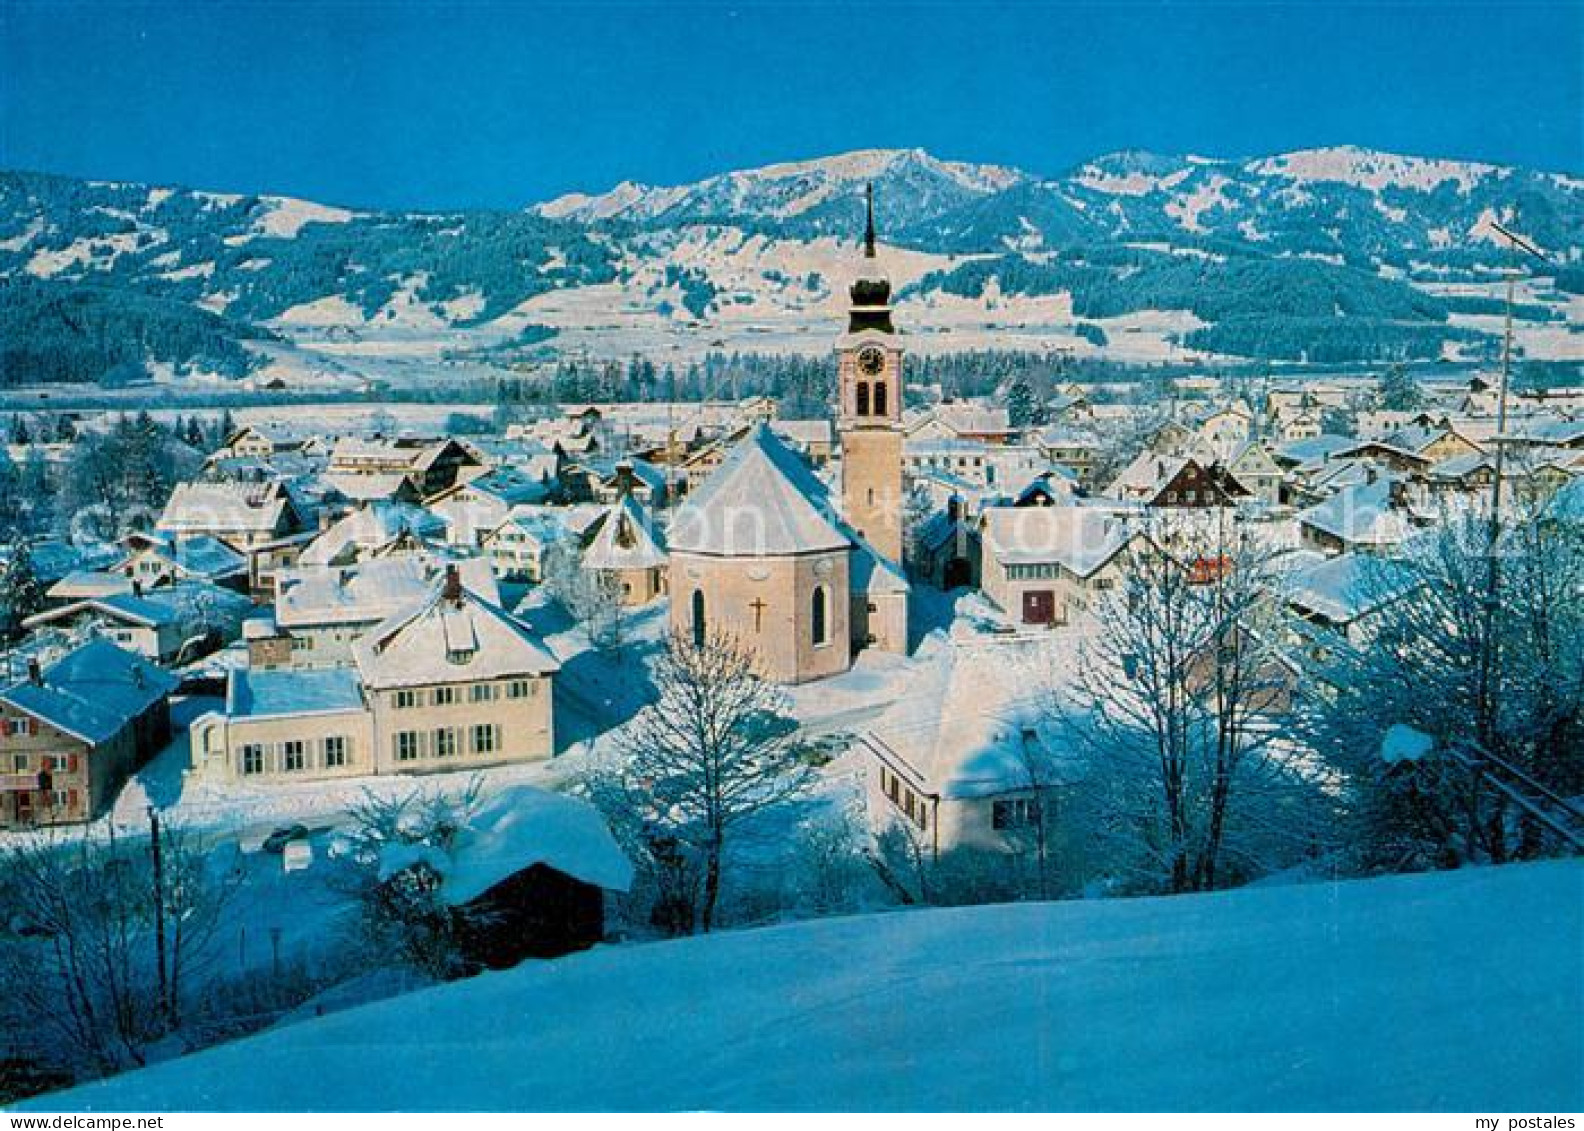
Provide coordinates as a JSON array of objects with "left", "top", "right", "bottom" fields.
[{"left": 1, "top": 145, "right": 1580, "bottom": 387}]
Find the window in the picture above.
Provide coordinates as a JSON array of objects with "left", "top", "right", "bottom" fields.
[
  {"left": 691, "top": 589, "right": 706, "bottom": 648},
  {"left": 282, "top": 741, "right": 305, "bottom": 772},
  {"left": 241, "top": 744, "right": 264, "bottom": 775},
  {"left": 395, "top": 731, "right": 422, "bottom": 762},
  {"left": 811, "top": 585, "right": 829, "bottom": 647},
  {"left": 446, "top": 648, "right": 477, "bottom": 666},
  {"left": 471, "top": 723, "right": 498, "bottom": 755},
  {"left": 470, "top": 683, "right": 497, "bottom": 703},
  {"left": 507, "top": 679, "right": 533, "bottom": 699},
  {"left": 874, "top": 381, "right": 887, "bottom": 417},
  {"left": 856, "top": 381, "right": 871, "bottom": 416},
  {"left": 324, "top": 736, "right": 347, "bottom": 768},
  {"left": 13, "top": 754, "right": 27, "bottom": 772},
  {"left": 433, "top": 727, "right": 458, "bottom": 758},
  {"left": 992, "top": 797, "right": 1042, "bottom": 831},
  {"left": 433, "top": 686, "right": 457, "bottom": 707},
  {"left": 395, "top": 689, "right": 419, "bottom": 710},
  {"left": 8, "top": 718, "right": 31, "bottom": 737}
]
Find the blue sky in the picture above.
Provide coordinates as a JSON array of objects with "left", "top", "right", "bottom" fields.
[{"left": 2, "top": 0, "right": 1580, "bottom": 210}]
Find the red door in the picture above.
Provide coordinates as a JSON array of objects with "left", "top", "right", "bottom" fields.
[{"left": 1022, "top": 590, "right": 1055, "bottom": 625}]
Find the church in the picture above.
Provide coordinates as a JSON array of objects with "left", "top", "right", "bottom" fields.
[{"left": 667, "top": 188, "right": 910, "bottom": 683}]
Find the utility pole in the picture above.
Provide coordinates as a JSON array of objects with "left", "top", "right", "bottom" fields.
[
  {"left": 1470, "top": 216, "right": 1547, "bottom": 857},
  {"left": 148, "top": 804, "right": 169, "bottom": 1026}
]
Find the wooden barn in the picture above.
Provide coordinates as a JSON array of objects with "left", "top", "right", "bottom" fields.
[{"left": 384, "top": 785, "right": 634, "bottom": 973}]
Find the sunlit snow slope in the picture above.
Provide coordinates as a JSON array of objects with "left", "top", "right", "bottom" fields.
[{"left": 33, "top": 859, "right": 1584, "bottom": 1112}]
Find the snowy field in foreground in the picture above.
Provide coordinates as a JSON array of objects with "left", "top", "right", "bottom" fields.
[{"left": 32, "top": 859, "right": 1583, "bottom": 1112}]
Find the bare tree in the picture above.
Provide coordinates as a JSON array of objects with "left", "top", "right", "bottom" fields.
[
  {"left": 1298, "top": 502, "right": 1584, "bottom": 868},
  {"left": 0, "top": 822, "right": 239, "bottom": 1080},
  {"left": 542, "top": 536, "right": 626, "bottom": 653},
  {"left": 585, "top": 628, "right": 810, "bottom": 933},
  {"left": 1050, "top": 517, "right": 1308, "bottom": 894},
  {"left": 337, "top": 780, "right": 484, "bottom": 979}
]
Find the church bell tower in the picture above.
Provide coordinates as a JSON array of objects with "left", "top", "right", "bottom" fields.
[{"left": 836, "top": 185, "right": 906, "bottom": 564}]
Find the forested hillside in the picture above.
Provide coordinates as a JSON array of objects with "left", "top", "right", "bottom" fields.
[{"left": 0, "top": 144, "right": 1579, "bottom": 383}]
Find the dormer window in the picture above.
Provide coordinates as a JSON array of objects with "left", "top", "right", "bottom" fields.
[{"left": 446, "top": 648, "right": 476, "bottom": 666}]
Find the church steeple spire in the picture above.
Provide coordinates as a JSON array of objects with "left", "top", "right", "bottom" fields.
[{"left": 848, "top": 184, "right": 894, "bottom": 335}]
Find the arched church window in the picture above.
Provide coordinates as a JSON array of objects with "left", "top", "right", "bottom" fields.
[
  {"left": 812, "top": 585, "right": 829, "bottom": 647},
  {"left": 856, "top": 382, "right": 870, "bottom": 417},
  {"left": 874, "top": 381, "right": 888, "bottom": 417},
  {"left": 691, "top": 589, "right": 706, "bottom": 648}
]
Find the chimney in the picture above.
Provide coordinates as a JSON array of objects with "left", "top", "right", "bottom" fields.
[
  {"left": 613, "top": 461, "right": 636, "bottom": 498},
  {"left": 131, "top": 578, "right": 143, "bottom": 598},
  {"left": 319, "top": 507, "right": 333, "bottom": 533},
  {"left": 442, "top": 563, "right": 463, "bottom": 605},
  {"left": 26, "top": 658, "right": 41, "bottom": 687}
]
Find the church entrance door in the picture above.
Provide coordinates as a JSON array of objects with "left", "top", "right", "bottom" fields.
[{"left": 1021, "top": 590, "right": 1055, "bottom": 626}]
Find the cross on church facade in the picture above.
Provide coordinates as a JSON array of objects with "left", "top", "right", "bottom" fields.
[{"left": 749, "top": 597, "right": 768, "bottom": 632}]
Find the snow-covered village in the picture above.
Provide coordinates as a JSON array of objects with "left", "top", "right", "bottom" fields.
[{"left": 1, "top": 0, "right": 1582, "bottom": 1118}]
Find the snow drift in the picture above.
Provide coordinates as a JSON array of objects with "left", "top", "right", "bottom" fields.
[{"left": 30, "top": 859, "right": 1583, "bottom": 1112}]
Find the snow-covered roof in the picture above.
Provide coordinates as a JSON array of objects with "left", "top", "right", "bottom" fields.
[
  {"left": 867, "top": 636, "right": 1067, "bottom": 800},
  {"left": 322, "top": 470, "right": 419, "bottom": 502},
  {"left": 276, "top": 556, "right": 498, "bottom": 629},
  {"left": 300, "top": 502, "right": 445, "bottom": 567},
  {"left": 228, "top": 667, "right": 366, "bottom": 719},
  {"left": 1274, "top": 433, "right": 1356, "bottom": 468},
  {"left": 1285, "top": 552, "right": 1420, "bottom": 626},
  {"left": 1428, "top": 452, "right": 1494, "bottom": 482},
  {"left": 354, "top": 576, "right": 560, "bottom": 690},
  {"left": 981, "top": 505, "right": 1140, "bottom": 578},
  {"left": 581, "top": 494, "right": 667, "bottom": 571},
  {"left": 906, "top": 403, "right": 1014, "bottom": 437},
  {"left": 668, "top": 424, "right": 851, "bottom": 557},
  {"left": 1298, "top": 478, "right": 1415, "bottom": 548},
  {"left": 0, "top": 639, "right": 177, "bottom": 745},
  {"left": 1035, "top": 424, "right": 1102, "bottom": 449},
  {"left": 850, "top": 535, "right": 909, "bottom": 596},
  {"left": 438, "top": 785, "right": 633, "bottom": 903},
  {"left": 47, "top": 569, "right": 134, "bottom": 602},
  {"left": 433, "top": 465, "right": 549, "bottom": 507},
  {"left": 23, "top": 584, "right": 246, "bottom": 633},
  {"left": 121, "top": 533, "right": 248, "bottom": 580},
  {"left": 770, "top": 419, "right": 834, "bottom": 446},
  {"left": 330, "top": 436, "right": 478, "bottom": 472},
  {"left": 1106, "top": 451, "right": 1189, "bottom": 499},
  {"left": 158, "top": 481, "right": 296, "bottom": 535}
]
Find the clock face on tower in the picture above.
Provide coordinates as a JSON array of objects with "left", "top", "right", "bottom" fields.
[{"left": 857, "top": 346, "right": 886, "bottom": 377}]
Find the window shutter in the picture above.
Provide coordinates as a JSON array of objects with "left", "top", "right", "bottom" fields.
[
  {"left": 68, "top": 754, "right": 79, "bottom": 774},
  {"left": 67, "top": 789, "right": 79, "bottom": 808}
]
